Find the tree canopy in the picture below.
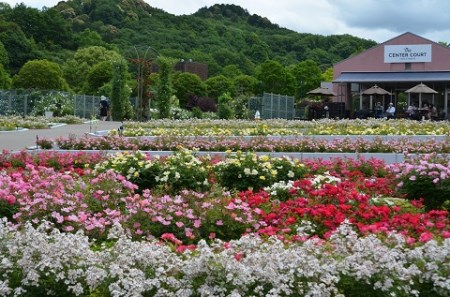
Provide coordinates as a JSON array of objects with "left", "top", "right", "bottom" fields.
[{"left": 12, "top": 59, "right": 69, "bottom": 90}]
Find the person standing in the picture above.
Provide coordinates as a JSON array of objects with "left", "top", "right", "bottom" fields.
[{"left": 99, "top": 96, "right": 109, "bottom": 121}]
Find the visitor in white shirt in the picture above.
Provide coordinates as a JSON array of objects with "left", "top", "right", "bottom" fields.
[{"left": 386, "top": 102, "right": 395, "bottom": 119}]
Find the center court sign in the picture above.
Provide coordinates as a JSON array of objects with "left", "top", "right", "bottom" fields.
[{"left": 384, "top": 44, "right": 432, "bottom": 63}]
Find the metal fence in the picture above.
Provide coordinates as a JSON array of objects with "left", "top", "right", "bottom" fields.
[
  {"left": 248, "top": 92, "right": 295, "bottom": 120},
  {"left": 0, "top": 89, "right": 109, "bottom": 118}
]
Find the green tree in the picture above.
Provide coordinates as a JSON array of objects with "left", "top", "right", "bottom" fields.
[
  {"left": 205, "top": 75, "right": 233, "bottom": 99},
  {"left": 217, "top": 92, "right": 234, "bottom": 119},
  {"left": 154, "top": 56, "right": 176, "bottom": 118},
  {"left": 0, "top": 41, "right": 9, "bottom": 67},
  {"left": 63, "top": 46, "right": 121, "bottom": 93},
  {"left": 0, "top": 20, "right": 38, "bottom": 74},
  {"left": 289, "top": 59, "right": 323, "bottom": 99},
  {"left": 171, "top": 72, "right": 206, "bottom": 108},
  {"left": 0, "top": 64, "right": 11, "bottom": 89},
  {"left": 12, "top": 59, "right": 69, "bottom": 90},
  {"left": 222, "top": 64, "right": 243, "bottom": 78},
  {"left": 110, "top": 58, "right": 133, "bottom": 120},
  {"left": 233, "top": 74, "right": 258, "bottom": 96},
  {"left": 76, "top": 29, "right": 105, "bottom": 48},
  {"left": 322, "top": 67, "right": 334, "bottom": 82},
  {"left": 84, "top": 61, "right": 113, "bottom": 95},
  {"left": 256, "top": 60, "right": 292, "bottom": 95}
]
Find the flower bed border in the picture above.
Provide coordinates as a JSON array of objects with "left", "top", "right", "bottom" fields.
[{"left": 27, "top": 149, "right": 444, "bottom": 164}]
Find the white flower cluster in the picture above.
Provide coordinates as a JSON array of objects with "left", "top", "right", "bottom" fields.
[
  {"left": 0, "top": 218, "right": 448, "bottom": 296},
  {"left": 310, "top": 172, "right": 342, "bottom": 188},
  {"left": 264, "top": 180, "right": 296, "bottom": 197}
]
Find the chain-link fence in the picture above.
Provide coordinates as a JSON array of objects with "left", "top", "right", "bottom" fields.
[
  {"left": 0, "top": 89, "right": 113, "bottom": 119},
  {"left": 248, "top": 92, "right": 295, "bottom": 120}
]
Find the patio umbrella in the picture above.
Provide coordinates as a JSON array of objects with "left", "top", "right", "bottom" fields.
[
  {"left": 307, "top": 87, "right": 337, "bottom": 97},
  {"left": 360, "top": 85, "right": 391, "bottom": 110},
  {"left": 405, "top": 83, "right": 438, "bottom": 108},
  {"left": 361, "top": 85, "right": 391, "bottom": 96}
]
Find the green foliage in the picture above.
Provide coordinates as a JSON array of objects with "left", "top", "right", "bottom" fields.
[
  {"left": 0, "top": 64, "right": 11, "bottom": 89},
  {"left": 84, "top": 61, "right": 113, "bottom": 95},
  {"left": 222, "top": 64, "right": 243, "bottom": 78},
  {"left": 155, "top": 56, "right": 177, "bottom": 119},
  {"left": 256, "top": 60, "right": 295, "bottom": 95},
  {"left": 230, "top": 94, "right": 250, "bottom": 119},
  {"left": 171, "top": 72, "right": 206, "bottom": 108},
  {"left": 62, "top": 46, "right": 121, "bottom": 93},
  {"left": 110, "top": 58, "right": 133, "bottom": 120},
  {"left": 12, "top": 59, "right": 69, "bottom": 91},
  {"left": 191, "top": 106, "right": 203, "bottom": 119},
  {"left": 289, "top": 59, "right": 323, "bottom": 99},
  {"left": 205, "top": 75, "right": 233, "bottom": 99},
  {"left": 76, "top": 29, "right": 105, "bottom": 48},
  {"left": 233, "top": 74, "right": 258, "bottom": 96},
  {"left": 0, "top": 0, "right": 377, "bottom": 99},
  {"left": 217, "top": 92, "right": 234, "bottom": 119},
  {"left": 0, "top": 18, "right": 39, "bottom": 74},
  {"left": 0, "top": 41, "right": 9, "bottom": 66},
  {"left": 322, "top": 67, "right": 334, "bottom": 82},
  {"left": 32, "top": 92, "right": 74, "bottom": 117}
]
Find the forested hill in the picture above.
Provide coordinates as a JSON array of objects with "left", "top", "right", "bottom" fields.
[{"left": 0, "top": 0, "right": 377, "bottom": 76}]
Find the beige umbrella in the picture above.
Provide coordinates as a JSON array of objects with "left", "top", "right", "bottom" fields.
[
  {"left": 361, "top": 85, "right": 391, "bottom": 96},
  {"left": 360, "top": 85, "right": 391, "bottom": 110},
  {"left": 405, "top": 83, "right": 438, "bottom": 108},
  {"left": 307, "top": 87, "right": 337, "bottom": 97}
]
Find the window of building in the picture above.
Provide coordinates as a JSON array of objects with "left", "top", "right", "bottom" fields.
[{"left": 405, "top": 63, "right": 411, "bottom": 70}]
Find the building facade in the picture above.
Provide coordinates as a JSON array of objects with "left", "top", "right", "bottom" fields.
[{"left": 333, "top": 32, "right": 450, "bottom": 118}]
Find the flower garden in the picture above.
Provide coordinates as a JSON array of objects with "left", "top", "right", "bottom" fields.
[{"left": 1, "top": 118, "right": 450, "bottom": 296}]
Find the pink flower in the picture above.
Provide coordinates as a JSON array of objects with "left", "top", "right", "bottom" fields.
[
  {"left": 193, "top": 219, "right": 201, "bottom": 228},
  {"left": 406, "top": 237, "right": 416, "bottom": 245},
  {"left": 216, "top": 220, "right": 223, "bottom": 226},
  {"left": 419, "top": 232, "right": 433, "bottom": 242},
  {"left": 4, "top": 194, "right": 16, "bottom": 205},
  {"left": 51, "top": 211, "right": 64, "bottom": 224},
  {"left": 409, "top": 175, "right": 416, "bottom": 181},
  {"left": 209, "top": 232, "right": 216, "bottom": 239},
  {"left": 234, "top": 252, "right": 244, "bottom": 261}
]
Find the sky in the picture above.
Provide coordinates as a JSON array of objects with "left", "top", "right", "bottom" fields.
[{"left": 4, "top": 0, "right": 450, "bottom": 44}]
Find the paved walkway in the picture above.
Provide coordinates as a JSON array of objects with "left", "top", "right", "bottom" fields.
[{"left": 0, "top": 120, "right": 122, "bottom": 152}]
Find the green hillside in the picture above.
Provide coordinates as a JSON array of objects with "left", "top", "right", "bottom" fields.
[{"left": 0, "top": 0, "right": 377, "bottom": 76}]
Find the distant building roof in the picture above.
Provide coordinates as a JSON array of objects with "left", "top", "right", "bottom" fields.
[{"left": 334, "top": 71, "right": 450, "bottom": 83}]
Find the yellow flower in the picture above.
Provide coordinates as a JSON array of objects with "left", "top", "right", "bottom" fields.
[
  {"left": 259, "top": 176, "right": 266, "bottom": 180},
  {"left": 260, "top": 155, "right": 270, "bottom": 162}
]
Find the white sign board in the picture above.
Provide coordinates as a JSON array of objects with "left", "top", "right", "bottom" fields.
[{"left": 384, "top": 44, "right": 432, "bottom": 63}]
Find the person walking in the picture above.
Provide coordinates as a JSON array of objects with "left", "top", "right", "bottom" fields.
[{"left": 99, "top": 96, "right": 109, "bottom": 121}]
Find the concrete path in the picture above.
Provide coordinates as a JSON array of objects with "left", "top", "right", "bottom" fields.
[{"left": 0, "top": 120, "right": 123, "bottom": 152}]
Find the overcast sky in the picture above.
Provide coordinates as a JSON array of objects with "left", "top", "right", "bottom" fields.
[{"left": 4, "top": 0, "right": 450, "bottom": 43}]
